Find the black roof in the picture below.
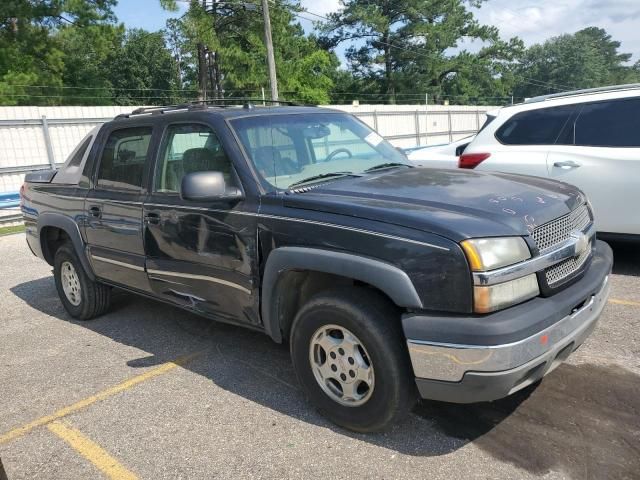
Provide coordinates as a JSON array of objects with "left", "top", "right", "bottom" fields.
[{"left": 112, "top": 100, "right": 341, "bottom": 122}]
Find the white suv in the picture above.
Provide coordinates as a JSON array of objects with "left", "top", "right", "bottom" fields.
[{"left": 460, "top": 84, "right": 640, "bottom": 239}]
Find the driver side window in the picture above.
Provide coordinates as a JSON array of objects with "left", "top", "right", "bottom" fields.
[{"left": 154, "top": 123, "right": 234, "bottom": 193}]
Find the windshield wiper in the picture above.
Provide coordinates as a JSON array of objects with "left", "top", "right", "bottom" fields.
[
  {"left": 287, "top": 171, "right": 360, "bottom": 189},
  {"left": 364, "top": 162, "right": 413, "bottom": 173}
]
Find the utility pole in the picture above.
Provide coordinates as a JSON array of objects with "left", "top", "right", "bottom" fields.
[
  {"left": 261, "top": 0, "right": 278, "bottom": 101},
  {"left": 197, "top": 0, "right": 208, "bottom": 101},
  {"left": 197, "top": 43, "right": 207, "bottom": 101}
]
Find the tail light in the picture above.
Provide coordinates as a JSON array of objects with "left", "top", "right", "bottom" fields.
[{"left": 459, "top": 153, "right": 490, "bottom": 169}]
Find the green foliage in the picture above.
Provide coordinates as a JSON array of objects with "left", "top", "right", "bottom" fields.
[
  {"left": 166, "top": 0, "right": 336, "bottom": 104},
  {"left": 0, "top": 0, "right": 117, "bottom": 105},
  {"left": 1, "top": 0, "right": 637, "bottom": 107},
  {"left": 319, "top": 0, "right": 523, "bottom": 104},
  {"left": 0, "top": 224, "right": 26, "bottom": 236},
  {"left": 514, "top": 27, "right": 640, "bottom": 98},
  {"left": 108, "top": 29, "right": 180, "bottom": 104}
]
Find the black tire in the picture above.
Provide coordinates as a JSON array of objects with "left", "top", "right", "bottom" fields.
[
  {"left": 290, "top": 288, "right": 417, "bottom": 432},
  {"left": 53, "top": 243, "right": 111, "bottom": 320}
]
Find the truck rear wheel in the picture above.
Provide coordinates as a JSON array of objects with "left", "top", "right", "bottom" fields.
[
  {"left": 54, "top": 243, "right": 111, "bottom": 320},
  {"left": 290, "top": 288, "right": 417, "bottom": 432}
]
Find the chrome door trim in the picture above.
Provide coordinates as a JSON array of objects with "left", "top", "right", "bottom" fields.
[
  {"left": 146, "top": 268, "right": 251, "bottom": 295},
  {"left": 91, "top": 255, "right": 145, "bottom": 272}
]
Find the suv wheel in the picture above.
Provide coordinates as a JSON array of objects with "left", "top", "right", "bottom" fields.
[
  {"left": 290, "top": 288, "right": 417, "bottom": 432},
  {"left": 54, "top": 243, "right": 111, "bottom": 320}
]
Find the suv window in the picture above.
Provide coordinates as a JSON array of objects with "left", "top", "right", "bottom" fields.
[
  {"left": 496, "top": 105, "right": 575, "bottom": 145},
  {"left": 97, "top": 127, "right": 152, "bottom": 191},
  {"left": 478, "top": 114, "right": 496, "bottom": 134},
  {"left": 67, "top": 136, "right": 92, "bottom": 168},
  {"left": 574, "top": 98, "right": 640, "bottom": 147},
  {"left": 155, "top": 123, "right": 234, "bottom": 193}
]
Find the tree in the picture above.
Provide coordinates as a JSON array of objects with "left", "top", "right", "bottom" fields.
[
  {"left": 0, "top": 0, "right": 117, "bottom": 105},
  {"left": 162, "top": 0, "right": 337, "bottom": 104},
  {"left": 319, "top": 0, "right": 523, "bottom": 104},
  {"left": 57, "top": 23, "right": 123, "bottom": 105},
  {"left": 514, "top": 27, "right": 640, "bottom": 98},
  {"left": 107, "top": 29, "right": 181, "bottom": 105}
]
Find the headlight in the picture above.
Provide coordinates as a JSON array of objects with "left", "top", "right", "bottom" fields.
[
  {"left": 461, "top": 236, "right": 538, "bottom": 313},
  {"left": 461, "top": 237, "right": 531, "bottom": 271},
  {"left": 473, "top": 274, "right": 540, "bottom": 313}
]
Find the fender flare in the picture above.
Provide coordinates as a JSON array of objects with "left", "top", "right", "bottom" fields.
[
  {"left": 261, "top": 246, "right": 423, "bottom": 342},
  {"left": 37, "top": 212, "right": 96, "bottom": 280}
]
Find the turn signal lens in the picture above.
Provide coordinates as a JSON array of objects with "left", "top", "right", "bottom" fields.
[{"left": 474, "top": 274, "right": 540, "bottom": 313}]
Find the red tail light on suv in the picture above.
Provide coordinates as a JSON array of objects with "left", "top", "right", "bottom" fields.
[{"left": 458, "top": 153, "right": 490, "bottom": 169}]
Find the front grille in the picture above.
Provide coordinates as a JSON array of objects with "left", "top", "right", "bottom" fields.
[
  {"left": 531, "top": 204, "right": 593, "bottom": 287},
  {"left": 531, "top": 204, "right": 591, "bottom": 253},
  {"left": 545, "top": 241, "right": 591, "bottom": 285}
]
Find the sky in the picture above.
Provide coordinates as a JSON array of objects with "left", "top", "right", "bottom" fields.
[{"left": 113, "top": 0, "right": 639, "bottom": 63}]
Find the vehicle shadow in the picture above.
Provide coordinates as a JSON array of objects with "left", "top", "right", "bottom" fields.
[
  {"left": 9, "top": 277, "right": 640, "bottom": 477},
  {"left": 608, "top": 240, "right": 640, "bottom": 276}
]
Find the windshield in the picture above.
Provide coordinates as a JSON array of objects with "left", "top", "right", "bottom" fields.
[{"left": 231, "top": 112, "right": 409, "bottom": 189}]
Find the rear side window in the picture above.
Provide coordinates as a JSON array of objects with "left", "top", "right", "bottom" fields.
[
  {"left": 574, "top": 98, "right": 640, "bottom": 147},
  {"left": 67, "top": 136, "right": 92, "bottom": 168},
  {"left": 97, "top": 127, "right": 152, "bottom": 191},
  {"left": 496, "top": 105, "right": 575, "bottom": 145},
  {"left": 478, "top": 114, "right": 496, "bottom": 133}
]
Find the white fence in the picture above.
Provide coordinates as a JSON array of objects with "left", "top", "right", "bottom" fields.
[{"left": 0, "top": 104, "right": 498, "bottom": 193}]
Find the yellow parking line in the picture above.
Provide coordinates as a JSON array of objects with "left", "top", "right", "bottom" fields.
[
  {"left": 48, "top": 421, "right": 138, "bottom": 480},
  {"left": 609, "top": 298, "right": 640, "bottom": 307},
  {"left": 0, "top": 352, "right": 201, "bottom": 446}
]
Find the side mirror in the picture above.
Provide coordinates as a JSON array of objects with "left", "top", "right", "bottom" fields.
[{"left": 180, "top": 171, "right": 243, "bottom": 202}]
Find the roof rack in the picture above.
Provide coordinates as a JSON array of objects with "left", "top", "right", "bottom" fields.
[
  {"left": 114, "top": 98, "right": 307, "bottom": 119},
  {"left": 525, "top": 83, "right": 640, "bottom": 104},
  {"left": 114, "top": 104, "right": 191, "bottom": 119},
  {"left": 190, "top": 98, "right": 304, "bottom": 108}
]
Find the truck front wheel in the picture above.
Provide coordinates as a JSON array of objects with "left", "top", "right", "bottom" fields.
[
  {"left": 54, "top": 243, "right": 111, "bottom": 320},
  {"left": 290, "top": 288, "right": 417, "bottom": 432}
]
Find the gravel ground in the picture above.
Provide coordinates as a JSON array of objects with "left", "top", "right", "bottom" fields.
[{"left": 0, "top": 233, "right": 638, "bottom": 480}]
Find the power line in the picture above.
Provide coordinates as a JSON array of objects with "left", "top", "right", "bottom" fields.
[{"left": 5, "top": 85, "right": 514, "bottom": 100}]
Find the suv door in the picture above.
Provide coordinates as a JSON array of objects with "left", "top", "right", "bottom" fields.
[
  {"left": 85, "top": 125, "right": 155, "bottom": 292},
  {"left": 547, "top": 97, "right": 640, "bottom": 235},
  {"left": 143, "top": 121, "right": 258, "bottom": 325}
]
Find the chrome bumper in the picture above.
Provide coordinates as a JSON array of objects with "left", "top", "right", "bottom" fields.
[{"left": 407, "top": 275, "right": 610, "bottom": 382}]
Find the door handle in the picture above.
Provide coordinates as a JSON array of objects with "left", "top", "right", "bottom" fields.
[
  {"left": 553, "top": 160, "right": 581, "bottom": 169},
  {"left": 144, "top": 212, "right": 161, "bottom": 224},
  {"left": 88, "top": 206, "right": 101, "bottom": 218}
]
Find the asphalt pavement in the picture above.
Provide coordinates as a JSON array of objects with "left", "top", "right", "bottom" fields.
[{"left": 0, "top": 233, "right": 638, "bottom": 479}]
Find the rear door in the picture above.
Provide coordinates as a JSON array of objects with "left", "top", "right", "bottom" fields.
[
  {"left": 84, "top": 125, "right": 155, "bottom": 292},
  {"left": 143, "top": 121, "right": 258, "bottom": 325},
  {"left": 547, "top": 97, "right": 640, "bottom": 235}
]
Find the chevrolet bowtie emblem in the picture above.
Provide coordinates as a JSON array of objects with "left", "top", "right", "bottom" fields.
[{"left": 570, "top": 231, "right": 589, "bottom": 257}]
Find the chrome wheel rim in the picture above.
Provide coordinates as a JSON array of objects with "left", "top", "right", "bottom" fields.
[
  {"left": 61, "top": 261, "right": 82, "bottom": 306},
  {"left": 309, "top": 324, "right": 375, "bottom": 407}
]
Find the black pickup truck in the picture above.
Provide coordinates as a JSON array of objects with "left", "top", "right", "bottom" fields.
[{"left": 21, "top": 103, "right": 612, "bottom": 432}]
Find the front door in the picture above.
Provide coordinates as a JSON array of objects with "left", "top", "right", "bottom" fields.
[
  {"left": 84, "top": 125, "right": 154, "bottom": 292},
  {"left": 143, "top": 122, "right": 258, "bottom": 325}
]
